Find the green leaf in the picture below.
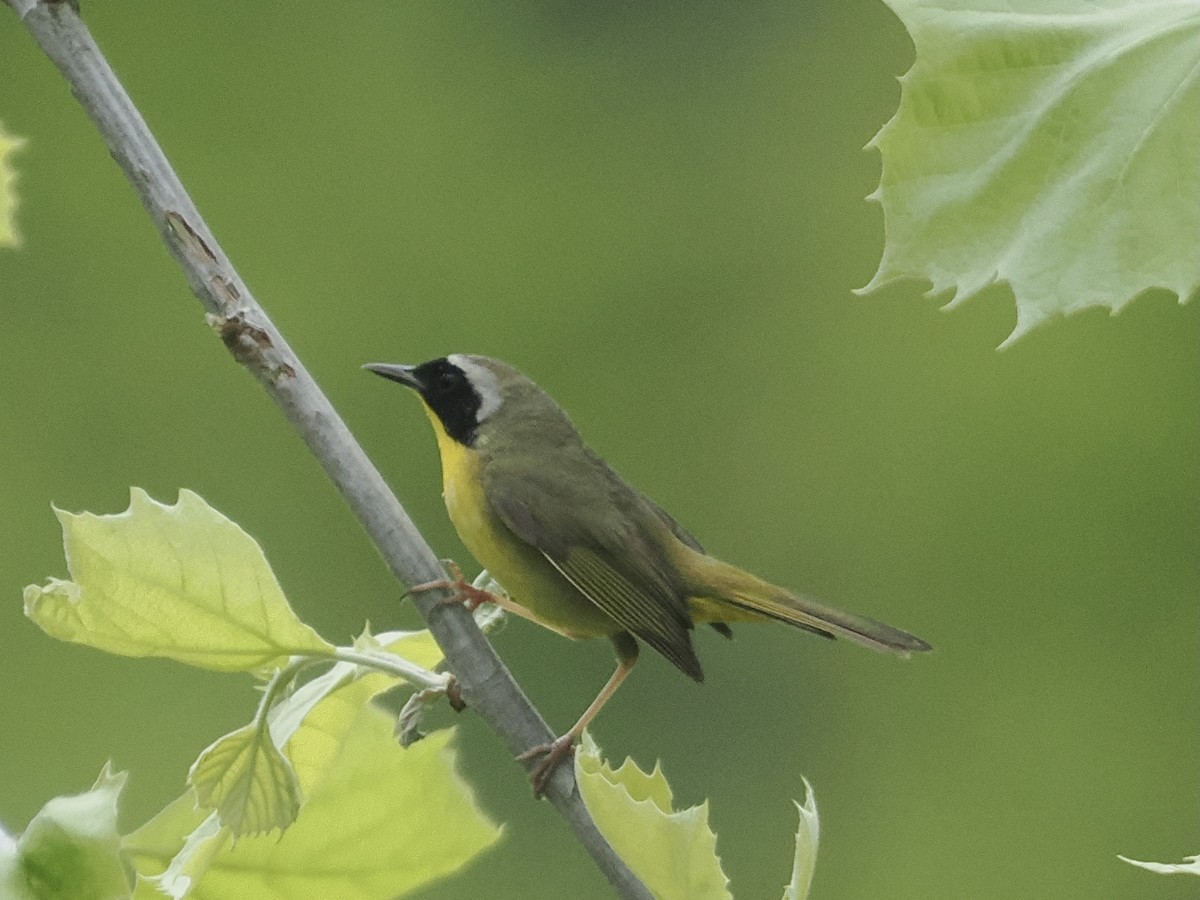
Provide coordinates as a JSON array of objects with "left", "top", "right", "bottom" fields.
[
  {"left": 145, "top": 629, "right": 447, "bottom": 849},
  {"left": 863, "top": 0, "right": 1200, "bottom": 345},
  {"left": 1118, "top": 853, "right": 1200, "bottom": 876},
  {"left": 0, "top": 830, "right": 22, "bottom": 900},
  {"left": 783, "top": 778, "right": 819, "bottom": 900},
  {"left": 125, "top": 651, "right": 499, "bottom": 899},
  {"left": 576, "top": 731, "right": 730, "bottom": 900},
  {"left": 378, "top": 628, "right": 445, "bottom": 670},
  {"left": 120, "top": 793, "right": 211, "bottom": 885},
  {"left": 24, "top": 488, "right": 334, "bottom": 673},
  {"left": 352, "top": 623, "right": 387, "bottom": 654},
  {"left": 0, "top": 122, "right": 24, "bottom": 249},
  {"left": 0, "top": 764, "right": 132, "bottom": 900},
  {"left": 129, "top": 813, "right": 226, "bottom": 900},
  {"left": 188, "top": 723, "right": 302, "bottom": 838}
]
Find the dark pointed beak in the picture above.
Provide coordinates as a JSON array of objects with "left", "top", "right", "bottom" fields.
[{"left": 363, "top": 362, "right": 421, "bottom": 390}]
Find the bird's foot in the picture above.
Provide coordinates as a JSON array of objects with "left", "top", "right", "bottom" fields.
[
  {"left": 407, "top": 559, "right": 499, "bottom": 613},
  {"left": 517, "top": 733, "right": 577, "bottom": 799}
]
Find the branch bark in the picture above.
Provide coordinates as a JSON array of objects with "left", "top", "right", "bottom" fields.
[{"left": 4, "top": 1, "right": 652, "bottom": 896}]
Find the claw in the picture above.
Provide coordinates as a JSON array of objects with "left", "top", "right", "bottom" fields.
[
  {"left": 513, "top": 640, "right": 637, "bottom": 799},
  {"left": 517, "top": 734, "right": 577, "bottom": 798},
  {"left": 407, "top": 560, "right": 500, "bottom": 613}
]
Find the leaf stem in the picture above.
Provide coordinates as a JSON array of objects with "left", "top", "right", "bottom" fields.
[
  {"left": 252, "top": 657, "right": 321, "bottom": 733},
  {"left": 331, "top": 647, "right": 451, "bottom": 692}
]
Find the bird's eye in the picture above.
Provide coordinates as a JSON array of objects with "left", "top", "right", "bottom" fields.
[{"left": 436, "top": 371, "right": 459, "bottom": 392}]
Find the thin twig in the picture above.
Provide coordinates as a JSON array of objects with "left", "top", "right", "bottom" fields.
[{"left": 4, "top": 1, "right": 651, "bottom": 896}]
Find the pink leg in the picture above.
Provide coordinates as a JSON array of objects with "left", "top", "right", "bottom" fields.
[{"left": 519, "top": 634, "right": 639, "bottom": 798}]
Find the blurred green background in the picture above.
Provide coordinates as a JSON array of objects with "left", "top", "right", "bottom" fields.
[{"left": 2, "top": 2, "right": 1196, "bottom": 898}]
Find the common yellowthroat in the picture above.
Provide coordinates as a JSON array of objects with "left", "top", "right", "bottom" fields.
[{"left": 367, "top": 355, "right": 930, "bottom": 795}]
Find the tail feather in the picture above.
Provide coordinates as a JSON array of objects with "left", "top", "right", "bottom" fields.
[{"left": 683, "top": 553, "right": 931, "bottom": 657}]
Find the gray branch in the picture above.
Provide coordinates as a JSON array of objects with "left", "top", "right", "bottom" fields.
[{"left": 4, "top": 1, "right": 651, "bottom": 896}]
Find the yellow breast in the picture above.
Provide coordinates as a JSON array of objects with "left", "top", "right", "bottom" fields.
[
  {"left": 424, "top": 404, "right": 491, "bottom": 550},
  {"left": 420, "top": 404, "right": 618, "bottom": 639}
]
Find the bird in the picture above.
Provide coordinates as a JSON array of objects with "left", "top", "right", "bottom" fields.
[{"left": 366, "top": 354, "right": 931, "bottom": 796}]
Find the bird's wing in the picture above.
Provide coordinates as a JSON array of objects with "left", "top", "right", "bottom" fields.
[
  {"left": 640, "top": 493, "right": 705, "bottom": 553},
  {"left": 639, "top": 491, "right": 733, "bottom": 638},
  {"left": 484, "top": 449, "right": 704, "bottom": 681}
]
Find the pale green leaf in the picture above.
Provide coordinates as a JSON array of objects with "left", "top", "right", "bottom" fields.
[
  {"left": 126, "top": 656, "right": 499, "bottom": 899},
  {"left": 24, "top": 488, "right": 334, "bottom": 673},
  {"left": 121, "top": 793, "right": 211, "bottom": 885},
  {"left": 1, "top": 764, "right": 132, "bottom": 899},
  {"left": 188, "top": 723, "right": 301, "bottom": 838},
  {"left": 361, "top": 628, "right": 457, "bottom": 747},
  {"left": 134, "top": 816, "right": 227, "bottom": 900},
  {"left": 177, "top": 623, "right": 448, "bottom": 850},
  {"left": 266, "top": 629, "right": 446, "bottom": 769},
  {"left": 352, "top": 623, "right": 386, "bottom": 654},
  {"left": 281, "top": 663, "right": 409, "bottom": 796},
  {"left": 0, "top": 122, "right": 24, "bottom": 249},
  {"left": 355, "top": 623, "right": 446, "bottom": 660},
  {"left": 348, "top": 626, "right": 447, "bottom": 689},
  {"left": 0, "top": 828, "right": 26, "bottom": 900},
  {"left": 863, "top": 0, "right": 1200, "bottom": 345},
  {"left": 379, "top": 628, "right": 445, "bottom": 670},
  {"left": 576, "top": 731, "right": 730, "bottom": 900},
  {"left": 783, "top": 778, "right": 820, "bottom": 900},
  {"left": 1118, "top": 853, "right": 1200, "bottom": 876}
]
